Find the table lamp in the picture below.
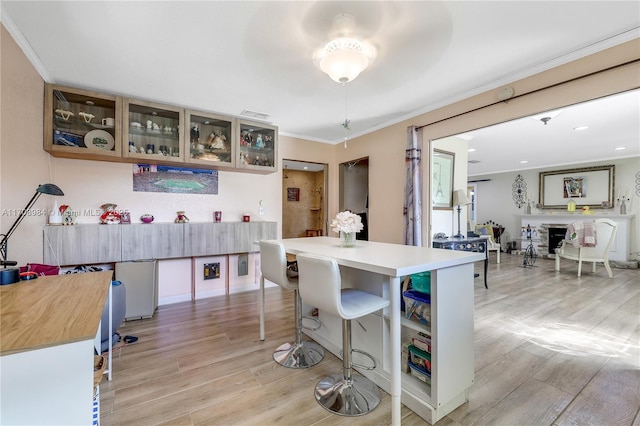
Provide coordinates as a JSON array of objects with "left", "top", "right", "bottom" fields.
[
  {"left": 452, "top": 189, "right": 471, "bottom": 239},
  {"left": 0, "top": 183, "right": 64, "bottom": 285}
]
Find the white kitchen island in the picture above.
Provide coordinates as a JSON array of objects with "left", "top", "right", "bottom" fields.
[{"left": 259, "top": 237, "right": 484, "bottom": 425}]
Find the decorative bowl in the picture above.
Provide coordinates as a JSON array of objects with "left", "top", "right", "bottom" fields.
[{"left": 140, "top": 214, "right": 154, "bottom": 223}]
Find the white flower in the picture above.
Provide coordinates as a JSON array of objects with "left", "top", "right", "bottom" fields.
[{"left": 331, "top": 211, "right": 364, "bottom": 234}]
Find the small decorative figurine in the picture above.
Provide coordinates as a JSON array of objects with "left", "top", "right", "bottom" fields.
[
  {"left": 140, "top": 214, "right": 154, "bottom": 223},
  {"left": 60, "top": 205, "right": 77, "bottom": 225},
  {"left": 190, "top": 123, "right": 200, "bottom": 142},
  {"left": 120, "top": 211, "right": 131, "bottom": 224},
  {"left": 175, "top": 211, "right": 189, "bottom": 223},
  {"left": 100, "top": 203, "right": 121, "bottom": 224},
  {"left": 208, "top": 131, "right": 226, "bottom": 150}
]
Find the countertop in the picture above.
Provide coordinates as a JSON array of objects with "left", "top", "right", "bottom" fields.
[{"left": 0, "top": 271, "right": 111, "bottom": 356}]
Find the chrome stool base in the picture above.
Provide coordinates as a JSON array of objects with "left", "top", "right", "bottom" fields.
[
  {"left": 273, "top": 341, "right": 324, "bottom": 368},
  {"left": 314, "top": 372, "right": 382, "bottom": 416}
]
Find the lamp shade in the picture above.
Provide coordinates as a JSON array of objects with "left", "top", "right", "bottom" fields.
[
  {"left": 37, "top": 183, "right": 64, "bottom": 196},
  {"left": 452, "top": 189, "right": 471, "bottom": 207}
]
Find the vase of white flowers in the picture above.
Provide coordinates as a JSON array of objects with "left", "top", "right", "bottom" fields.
[{"left": 331, "top": 211, "right": 363, "bottom": 247}]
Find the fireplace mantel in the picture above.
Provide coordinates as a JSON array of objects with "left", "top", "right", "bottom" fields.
[{"left": 520, "top": 214, "right": 633, "bottom": 262}]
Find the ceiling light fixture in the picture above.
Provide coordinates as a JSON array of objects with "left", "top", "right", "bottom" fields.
[
  {"left": 573, "top": 126, "right": 589, "bottom": 131},
  {"left": 531, "top": 109, "right": 562, "bottom": 125},
  {"left": 313, "top": 13, "right": 376, "bottom": 148},
  {"left": 314, "top": 14, "right": 376, "bottom": 84}
]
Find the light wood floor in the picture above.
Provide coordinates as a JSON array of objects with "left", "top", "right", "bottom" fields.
[{"left": 99, "top": 253, "right": 640, "bottom": 426}]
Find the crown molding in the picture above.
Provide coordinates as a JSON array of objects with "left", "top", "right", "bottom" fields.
[{"left": 1, "top": 4, "right": 53, "bottom": 83}]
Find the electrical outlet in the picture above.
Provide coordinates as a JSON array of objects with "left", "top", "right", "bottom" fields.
[{"left": 204, "top": 263, "right": 220, "bottom": 280}]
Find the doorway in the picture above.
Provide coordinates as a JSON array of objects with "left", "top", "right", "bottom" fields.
[
  {"left": 339, "top": 157, "right": 369, "bottom": 240},
  {"left": 282, "top": 160, "right": 327, "bottom": 238}
]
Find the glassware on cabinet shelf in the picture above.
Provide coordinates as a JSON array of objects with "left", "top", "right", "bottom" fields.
[{"left": 123, "top": 99, "right": 184, "bottom": 162}]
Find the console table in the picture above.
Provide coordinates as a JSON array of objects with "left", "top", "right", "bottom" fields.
[{"left": 433, "top": 237, "right": 488, "bottom": 288}]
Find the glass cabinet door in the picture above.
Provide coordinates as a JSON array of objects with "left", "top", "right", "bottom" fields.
[
  {"left": 185, "top": 110, "right": 235, "bottom": 169},
  {"left": 123, "top": 99, "right": 184, "bottom": 162},
  {"left": 236, "top": 120, "right": 277, "bottom": 172},
  {"left": 44, "top": 84, "right": 122, "bottom": 159}
]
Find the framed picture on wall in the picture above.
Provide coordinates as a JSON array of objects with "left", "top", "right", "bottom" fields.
[
  {"left": 539, "top": 164, "right": 614, "bottom": 209},
  {"left": 432, "top": 149, "right": 455, "bottom": 209},
  {"left": 287, "top": 187, "right": 300, "bottom": 202}
]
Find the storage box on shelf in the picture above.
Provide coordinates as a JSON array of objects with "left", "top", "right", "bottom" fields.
[
  {"left": 185, "top": 110, "right": 236, "bottom": 169},
  {"left": 44, "top": 84, "right": 123, "bottom": 160},
  {"left": 123, "top": 98, "right": 185, "bottom": 163},
  {"left": 236, "top": 119, "right": 277, "bottom": 172}
]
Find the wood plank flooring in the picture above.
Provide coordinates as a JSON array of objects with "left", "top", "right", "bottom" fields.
[{"left": 99, "top": 253, "right": 640, "bottom": 425}]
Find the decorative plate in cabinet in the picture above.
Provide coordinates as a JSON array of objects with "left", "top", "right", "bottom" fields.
[
  {"left": 236, "top": 119, "right": 277, "bottom": 173},
  {"left": 184, "top": 110, "right": 236, "bottom": 169},
  {"left": 123, "top": 98, "right": 184, "bottom": 163},
  {"left": 44, "top": 84, "right": 123, "bottom": 160}
]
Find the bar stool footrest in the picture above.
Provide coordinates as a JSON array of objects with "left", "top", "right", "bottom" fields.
[
  {"left": 301, "top": 315, "right": 321, "bottom": 331},
  {"left": 339, "top": 348, "right": 377, "bottom": 371}
]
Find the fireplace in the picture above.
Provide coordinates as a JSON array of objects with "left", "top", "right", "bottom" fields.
[{"left": 548, "top": 227, "right": 567, "bottom": 254}]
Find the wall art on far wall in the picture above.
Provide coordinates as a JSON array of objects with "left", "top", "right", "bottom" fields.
[
  {"left": 287, "top": 187, "right": 300, "bottom": 201},
  {"left": 539, "top": 164, "right": 614, "bottom": 209},
  {"left": 432, "top": 149, "right": 455, "bottom": 209},
  {"left": 133, "top": 164, "right": 219, "bottom": 194}
]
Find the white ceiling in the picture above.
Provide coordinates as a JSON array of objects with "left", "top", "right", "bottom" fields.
[{"left": 2, "top": 1, "right": 639, "bottom": 175}]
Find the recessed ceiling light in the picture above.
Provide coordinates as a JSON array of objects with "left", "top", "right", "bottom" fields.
[
  {"left": 574, "top": 126, "right": 589, "bottom": 131},
  {"left": 303, "top": 166, "right": 308, "bottom": 170},
  {"left": 614, "top": 146, "right": 627, "bottom": 151},
  {"left": 520, "top": 160, "right": 528, "bottom": 164},
  {"left": 468, "top": 148, "right": 476, "bottom": 152}
]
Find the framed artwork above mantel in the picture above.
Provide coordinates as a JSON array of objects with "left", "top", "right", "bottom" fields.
[{"left": 538, "top": 165, "right": 614, "bottom": 209}]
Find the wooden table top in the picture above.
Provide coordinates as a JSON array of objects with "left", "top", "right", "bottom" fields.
[{"left": 0, "top": 271, "right": 111, "bottom": 356}]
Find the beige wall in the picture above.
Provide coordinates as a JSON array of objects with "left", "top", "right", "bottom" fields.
[
  {"left": 2, "top": 22, "right": 638, "bottom": 266},
  {"left": 1, "top": 25, "right": 50, "bottom": 265},
  {"left": 331, "top": 39, "right": 639, "bottom": 246}
]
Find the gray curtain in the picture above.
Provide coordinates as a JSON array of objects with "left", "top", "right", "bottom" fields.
[{"left": 404, "top": 126, "right": 422, "bottom": 246}]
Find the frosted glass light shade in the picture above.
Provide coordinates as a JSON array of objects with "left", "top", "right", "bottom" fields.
[{"left": 316, "top": 37, "right": 375, "bottom": 83}]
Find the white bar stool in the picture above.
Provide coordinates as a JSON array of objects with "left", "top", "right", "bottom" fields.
[
  {"left": 259, "top": 241, "right": 324, "bottom": 368},
  {"left": 296, "top": 252, "right": 390, "bottom": 416}
]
